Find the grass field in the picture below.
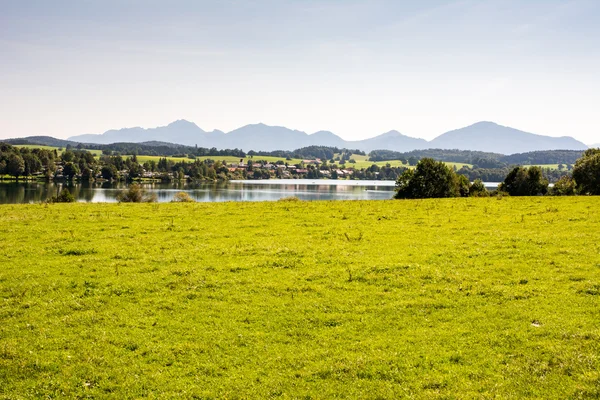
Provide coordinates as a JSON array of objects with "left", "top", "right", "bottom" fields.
[
  {"left": 530, "top": 164, "right": 566, "bottom": 171},
  {"left": 136, "top": 155, "right": 304, "bottom": 166},
  {"left": 1, "top": 198, "right": 599, "bottom": 398},
  {"left": 14, "top": 145, "right": 102, "bottom": 157}
]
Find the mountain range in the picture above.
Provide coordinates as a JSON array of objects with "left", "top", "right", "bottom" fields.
[{"left": 59, "top": 120, "right": 587, "bottom": 154}]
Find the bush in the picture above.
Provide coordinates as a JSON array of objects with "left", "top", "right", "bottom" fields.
[
  {"left": 171, "top": 192, "right": 195, "bottom": 203},
  {"left": 469, "top": 179, "right": 489, "bottom": 197},
  {"left": 551, "top": 175, "right": 577, "bottom": 196},
  {"left": 48, "top": 188, "right": 75, "bottom": 203},
  {"left": 278, "top": 196, "right": 300, "bottom": 202},
  {"left": 116, "top": 184, "right": 157, "bottom": 203}
]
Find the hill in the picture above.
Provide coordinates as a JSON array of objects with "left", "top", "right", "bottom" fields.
[
  {"left": 430, "top": 122, "right": 587, "bottom": 154},
  {"left": 4, "top": 136, "right": 81, "bottom": 148},
  {"left": 347, "top": 130, "right": 428, "bottom": 152}
]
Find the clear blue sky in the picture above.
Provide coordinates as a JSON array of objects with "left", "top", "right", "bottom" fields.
[{"left": 1, "top": 0, "right": 599, "bottom": 143}]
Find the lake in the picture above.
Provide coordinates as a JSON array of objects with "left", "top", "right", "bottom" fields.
[{"left": 0, "top": 180, "right": 398, "bottom": 204}]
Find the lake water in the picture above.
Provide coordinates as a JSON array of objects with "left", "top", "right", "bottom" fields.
[{"left": 0, "top": 180, "right": 398, "bottom": 204}]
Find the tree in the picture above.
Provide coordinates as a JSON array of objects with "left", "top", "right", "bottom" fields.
[
  {"left": 6, "top": 154, "right": 25, "bottom": 179},
  {"left": 101, "top": 165, "right": 118, "bottom": 180},
  {"left": 469, "top": 179, "right": 489, "bottom": 197},
  {"left": 62, "top": 162, "right": 79, "bottom": 180},
  {"left": 81, "top": 166, "right": 93, "bottom": 181},
  {"left": 61, "top": 150, "right": 75, "bottom": 163},
  {"left": 394, "top": 158, "right": 461, "bottom": 199},
  {"left": 551, "top": 175, "right": 577, "bottom": 196},
  {"left": 499, "top": 166, "right": 548, "bottom": 196},
  {"left": 572, "top": 148, "right": 600, "bottom": 195},
  {"left": 455, "top": 174, "right": 470, "bottom": 197},
  {"left": 22, "top": 153, "right": 42, "bottom": 176}
]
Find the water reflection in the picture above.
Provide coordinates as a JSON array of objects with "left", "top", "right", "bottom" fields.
[{"left": 0, "top": 180, "right": 397, "bottom": 204}]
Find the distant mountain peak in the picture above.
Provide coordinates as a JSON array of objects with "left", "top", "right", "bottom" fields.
[
  {"left": 167, "top": 119, "right": 199, "bottom": 129},
  {"left": 471, "top": 121, "right": 499, "bottom": 127},
  {"left": 311, "top": 130, "right": 337, "bottom": 136},
  {"left": 380, "top": 130, "right": 403, "bottom": 137}
]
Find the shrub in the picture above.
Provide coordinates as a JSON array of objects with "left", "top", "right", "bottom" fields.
[
  {"left": 171, "top": 192, "right": 195, "bottom": 203},
  {"left": 278, "top": 196, "right": 300, "bottom": 202},
  {"left": 116, "top": 184, "right": 157, "bottom": 203},
  {"left": 551, "top": 175, "right": 576, "bottom": 196},
  {"left": 48, "top": 188, "right": 75, "bottom": 203},
  {"left": 469, "top": 179, "right": 489, "bottom": 197}
]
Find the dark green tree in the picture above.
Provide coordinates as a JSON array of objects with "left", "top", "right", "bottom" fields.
[
  {"left": 572, "top": 148, "right": 600, "bottom": 195},
  {"left": 22, "top": 153, "right": 42, "bottom": 176},
  {"left": 455, "top": 174, "right": 470, "bottom": 197},
  {"left": 81, "top": 166, "right": 94, "bottom": 181},
  {"left": 499, "top": 166, "right": 548, "bottom": 196},
  {"left": 6, "top": 154, "right": 25, "bottom": 179},
  {"left": 101, "top": 165, "right": 118, "bottom": 180},
  {"left": 61, "top": 150, "right": 75, "bottom": 163},
  {"left": 62, "top": 162, "right": 79, "bottom": 180},
  {"left": 394, "top": 158, "right": 460, "bottom": 199}
]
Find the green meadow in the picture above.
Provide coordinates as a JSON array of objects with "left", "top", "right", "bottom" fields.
[
  {"left": 14, "top": 145, "right": 103, "bottom": 157},
  {"left": 136, "top": 155, "right": 305, "bottom": 166},
  {"left": 1, "top": 198, "right": 599, "bottom": 398}
]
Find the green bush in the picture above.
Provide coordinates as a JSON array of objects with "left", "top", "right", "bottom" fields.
[
  {"left": 48, "top": 188, "right": 75, "bottom": 203},
  {"left": 551, "top": 175, "right": 577, "bottom": 196},
  {"left": 469, "top": 179, "right": 489, "bottom": 197}
]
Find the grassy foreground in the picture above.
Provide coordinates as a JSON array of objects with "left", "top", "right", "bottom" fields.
[{"left": 1, "top": 198, "right": 599, "bottom": 399}]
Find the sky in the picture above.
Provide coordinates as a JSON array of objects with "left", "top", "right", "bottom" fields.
[{"left": 1, "top": 0, "right": 599, "bottom": 144}]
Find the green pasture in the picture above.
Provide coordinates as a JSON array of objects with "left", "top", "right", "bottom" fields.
[
  {"left": 1, "top": 198, "right": 600, "bottom": 398},
  {"left": 333, "top": 154, "right": 472, "bottom": 170},
  {"left": 135, "top": 155, "right": 304, "bottom": 166},
  {"left": 13, "top": 145, "right": 103, "bottom": 157},
  {"left": 530, "top": 164, "right": 564, "bottom": 171}
]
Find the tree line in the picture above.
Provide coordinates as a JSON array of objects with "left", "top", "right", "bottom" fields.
[
  {"left": 394, "top": 148, "right": 600, "bottom": 199},
  {"left": 0, "top": 144, "right": 245, "bottom": 182},
  {"left": 370, "top": 148, "right": 584, "bottom": 165}
]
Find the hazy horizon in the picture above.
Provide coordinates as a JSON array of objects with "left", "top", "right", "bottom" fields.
[{"left": 1, "top": 0, "right": 599, "bottom": 144}]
